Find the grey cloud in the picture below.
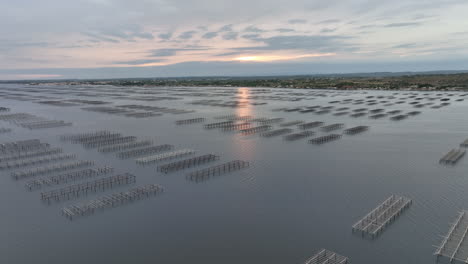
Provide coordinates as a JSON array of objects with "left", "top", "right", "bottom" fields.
[
  {"left": 149, "top": 47, "right": 209, "bottom": 57},
  {"left": 451, "top": 31, "right": 468, "bottom": 36},
  {"left": 233, "top": 35, "right": 355, "bottom": 53},
  {"left": 319, "top": 19, "right": 340, "bottom": 24},
  {"left": 134, "top": 32, "right": 154, "bottom": 40},
  {"left": 384, "top": 22, "right": 422, "bottom": 27},
  {"left": 222, "top": 32, "right": 238, "bottom": 40},
  {"left": 57, "top": 44, "right": 92, "bottom": 49},
  {"left": 0, "top": 0, "right": 464, "bottom": 43},
  {"left": 419, "top": 45, "right": 468, "bottom": 54},
  {"left": 358, "top": 24, "right": 376, "bottom": 29},
  {"left": 113, "top": 59, "right": 166, "bottom": 65},
  {"left": 98, "top": 30, "right": 129, "bottom": 40},
  {"left": 184, "top": 45, "right": 209, "bottom": 49},
  {"left": 385, "top": 0, "right": 467, "bottom": 16},
  {"left": 16, "top": 42, "right": 50, "bottom": 48},
  {"left": 392, "top": 43, "right": 417, "bottom": 49},
  {"left": 288, "top": 19, "right": 307, "bottom": 24},
  {"left": 0, "top": 41, "right": 50, "bottom": 51},
  {"left": 5, "top": 57, "right": 51, "bottom": 64},
  {"left": 276, "top": 28, "right": 295, "bottom": 33},
  {"left": 178, "top": 31, "right": 197, "bottom": 39},
  {"left": 350, "top": 0, "right": 467, "bottom": 19},
  {"left": 214, "top": 51, "right": 244, "bottom": 57},
  {"left": 412, "top": 14, "right": 436, "bottom": 20},
  {"left": 321, "top": 28, "right": 337, "bottom": 33},
  {"left": 219, "top": 24, "right": 233, "bottom": 32},
  {"left": 202, "top": 32, "right": 218, "bottom": 39},
  {"left": 83, "top": 32, "right": 120, "bottom": 43},
  {"left": 86, "top": 25, "right": 154, "bottom": 42},
  {"left": 358, "top": 31, "right": 374, "bottom": 35},
  {"left": 158, "top": 32, "right": 173, "bottom": 40},
  {"left": 242, "top": 34, "right": 261, "bottom": 40},
  {"left": 151, "top": 49, "right": 179, "bottom": 57},
  {"left": 244, "top": 26, "right": 265, "bottom": 33}
]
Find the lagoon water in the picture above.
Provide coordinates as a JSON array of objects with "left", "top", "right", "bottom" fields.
[{"left": 1, "top": 84, "right": 468, "bottom": 264}]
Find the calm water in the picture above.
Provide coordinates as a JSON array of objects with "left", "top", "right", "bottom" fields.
[{"left": 1, "top": 84, "right": 468, "bottom": 264}]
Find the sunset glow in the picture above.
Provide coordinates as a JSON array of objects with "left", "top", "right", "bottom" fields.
[{"left": 233, "top": 53, "right": 336, "bottom": 62}]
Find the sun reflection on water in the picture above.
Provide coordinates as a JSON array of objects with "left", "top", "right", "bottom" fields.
[{"left": 232, "top": 87, "right": 256, "bottom": 160}]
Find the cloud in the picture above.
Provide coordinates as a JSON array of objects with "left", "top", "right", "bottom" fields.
[
  {"left": 222, "top": 32, "right": 238, "bottom": 40},
  {"left": 241, "top": 34, "right": 261, "bottom": 40},
  {"left": 219, "top": 24, "right": 233, "bottom": 32},
  {"left": 0, "top": 57, "right": 51, "bottom": 64},
  {"left": 113, "top": 59, "right": 166, "bottom": 65},
  {"left": 1, "top": 0, "right": 468, "bottom": 74},
  {"left": 0, "top": 41, "right": 50, "bottom": 51},
  {"left": 15, "top": 42, "right": 50, "bottom": 48},
  {"left": 184, "top": 45, "right": 209, "bottom": 49},
  {"left": 384, "top": 0, "right": 467, "bottom": 16},
  {"left": 149, "top": 47, "right": 208, "bottom": 57},
  {"left": 319, "top": 19, "right": 340, "bottom": 24},
  {"left": 83, "top": 24, "right": 154, "bottom": 42},
  {"left": 234, "top": 35, "right": 355, "bottom": 53},
  {"left": 392, "top": 43, "right": 417, "bottom": 49},
  {"left": 82, "top": 32, "right": 120, "bottom": 43},
  {"left": 321, "top": 28, "right": 337, "bottom": 33},
  {"left": 57, "top": 44, "right": 92, "bottom": 49},
  {"left": 384, "top": 22, "right": 422, "bottom": 27},
  {"left": 214, "top": 51, "right": 244, "bottom": 57},
  {"left": 288, "top": 19, "right": 307, "bottom": 24},
  {"left": 276, "top": 28, "right": 295, "bottom": 33},
  {"left": 202, "top": 32, "right": 218, "bottom": 39},
  {"left": 244, "top": 26, "right": 266, "bottom": 33},
  {"left": 451, "top": 31, "right": 468, "bottom": 36},
  {"left": 158, "top": 32, "right": 173, "bottom": 40},
  {"left": 178, "top": 31, "right": 197, "bottom": 39},
  {"left": 412, "top": 14, "right": 436, "bottom": 20},
  {"left": 134, "top": 32, "right": 154, "bottom": 40},
  {"left": 358, "top": 24, "right": 377, "bottom": 29},
  {"left": 150, "top": 49, "right": 179, "bottom": 57}
]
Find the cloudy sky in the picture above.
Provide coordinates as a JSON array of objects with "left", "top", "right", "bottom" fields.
[{"left": 1, "top": 0, "right": 468, "bottom": 79}]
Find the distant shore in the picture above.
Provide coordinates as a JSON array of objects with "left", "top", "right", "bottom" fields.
[{"left": 6, "top": 72, "right": 468, "bottom": 91}]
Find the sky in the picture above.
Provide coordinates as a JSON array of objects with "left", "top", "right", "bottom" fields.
[{"left": 1, "top": 0, "right": 468, "bottom": 80}]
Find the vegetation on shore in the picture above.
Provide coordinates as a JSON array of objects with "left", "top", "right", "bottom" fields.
[{"left": 22, "top": 72, "right": 468, "bottom": 91}]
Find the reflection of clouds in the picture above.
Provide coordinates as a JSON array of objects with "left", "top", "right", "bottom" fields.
[{"left": 233, "top": 87, "right": 255, "bottom": 160}]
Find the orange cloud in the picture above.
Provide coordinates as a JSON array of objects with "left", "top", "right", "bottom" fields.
[{"left": 232, "top": 53, "right": 336, "bottom": 62}]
